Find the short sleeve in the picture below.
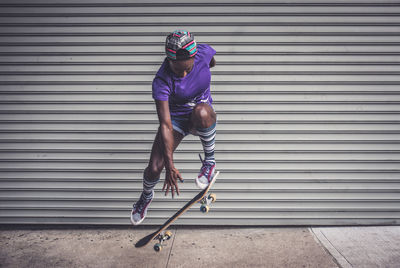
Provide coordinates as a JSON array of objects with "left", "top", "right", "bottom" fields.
[
  {"left": 199, "top": 44, "right": 216, "bottom": 65},
  {"left": 152, "top": 76, "right": 170, "bottom": 101}
]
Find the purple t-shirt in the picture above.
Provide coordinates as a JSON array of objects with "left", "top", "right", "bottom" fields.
[{"left": 152, "top": 44, "right": 216, "bottom": 116}]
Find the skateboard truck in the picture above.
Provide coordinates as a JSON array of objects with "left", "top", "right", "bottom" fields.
[
  {"left": 200, "top": 193, "right": 217, "bottom": 213},
  {"left": 153, "top": 230, "right": 172, "bottom": 252}
]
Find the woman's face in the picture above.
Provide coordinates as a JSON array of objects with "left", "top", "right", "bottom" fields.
[{"left": 168, "top": 57, "right": 195, "bottom": 78}]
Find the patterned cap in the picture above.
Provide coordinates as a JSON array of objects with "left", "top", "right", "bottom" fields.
[{"left": 165, "top": 30, "right": 197, "bottom": 60}]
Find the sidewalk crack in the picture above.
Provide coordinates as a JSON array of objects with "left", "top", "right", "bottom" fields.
[
  {"left": 165, "top": 228, "right": 177, "bottom": 268},
  {"left": 318, "top": 229, "right": 353, "bottom": 268}
]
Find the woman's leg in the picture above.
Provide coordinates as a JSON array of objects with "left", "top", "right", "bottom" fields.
[
  {"left": 131, "top": 127, "right": 184, "bottom": 225},
  {"left": 143, "top": 127, "right": 184, "bottom": 194},
  {"left": 190, "top": 103, "right": 217, "bottom": 188},
  {"left": 190, "top": 103, "right": 217, "bottom": 164}
]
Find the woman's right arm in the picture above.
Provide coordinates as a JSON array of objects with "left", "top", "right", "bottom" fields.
[{"left": 155, "top": 99, "right": 183, "bottom": 197}]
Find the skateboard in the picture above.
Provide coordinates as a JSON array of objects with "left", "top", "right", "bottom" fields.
[{"left": 135, "top": 171, "right": 220, "bottom": 251}]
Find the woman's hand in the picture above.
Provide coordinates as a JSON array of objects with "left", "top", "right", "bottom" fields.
[{"left": 162, "top": 166, "right": 184, "bottom": 198}]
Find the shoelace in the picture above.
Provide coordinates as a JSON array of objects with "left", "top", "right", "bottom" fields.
[
  {"left": 199, "top": 154, "right": 214, "bottom": 179},
  {"left": 134, "top": 193, "right": 146, "bottom": 212}
]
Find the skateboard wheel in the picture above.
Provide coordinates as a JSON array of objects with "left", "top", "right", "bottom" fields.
[
  {"left": 154, "top": 243, "right": 163, "bottom": 252},
  {"left": 165, "top": 230, "right": 172, "bottom": 240},
  {"left": 200, "top": 205, "right": 209, "bottom": 213},
  {"left": 209, "top": 193, "right": 217, "bottom": 203}
]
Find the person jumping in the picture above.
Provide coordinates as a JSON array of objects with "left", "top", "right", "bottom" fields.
[{"left": 131, "top": 30, "right": 217, "bottom": 225}]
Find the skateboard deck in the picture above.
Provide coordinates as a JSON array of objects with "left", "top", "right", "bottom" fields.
[{"left": 135, "top": 171, "right": 220, "bottom": 250}]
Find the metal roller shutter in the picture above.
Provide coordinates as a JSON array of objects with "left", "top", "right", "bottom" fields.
[{"left": 0, "top": 0, "right": 399, "bottom": 225}]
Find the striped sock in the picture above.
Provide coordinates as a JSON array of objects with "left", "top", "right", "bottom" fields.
[
  {"left": 143, "top": 175, "right": 159, "bottom": 201},
  {"left": 196, "top": 122, "right": 216, "bottom": 164}
]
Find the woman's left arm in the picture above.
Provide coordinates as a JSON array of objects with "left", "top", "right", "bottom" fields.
[{"left": 209, "top": 56, "right": 216, "bottom": 68}]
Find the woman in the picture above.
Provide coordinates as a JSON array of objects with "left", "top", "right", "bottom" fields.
[{"left": 131, "top": 30, "right": 217, "bottom": 225}]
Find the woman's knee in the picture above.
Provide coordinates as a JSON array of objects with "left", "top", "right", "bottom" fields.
[
  {"left": 190, "top": 103, "right": 216, "bottom": 128},
  {"left": 145, "top": 162, "right": 164, "bottom": 181}
]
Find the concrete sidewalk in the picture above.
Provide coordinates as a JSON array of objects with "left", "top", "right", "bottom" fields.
[
  {"left": 311, "top": 226, "right": 400, "bottom": 268},
  {"left": 0, "top": 226, "right": 399, "bottom": 268}
]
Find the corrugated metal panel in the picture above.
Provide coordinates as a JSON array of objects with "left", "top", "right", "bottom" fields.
[{"left": 0, "top": 0, "right": 399, "bottom": 225}]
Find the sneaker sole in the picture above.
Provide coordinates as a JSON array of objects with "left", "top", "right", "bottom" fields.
[{"left": 195, "top": 177, "right": 209, "bottom": 190}]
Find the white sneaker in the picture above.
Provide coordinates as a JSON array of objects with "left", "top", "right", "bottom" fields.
[
  {"left": 195, "top": 155, "right": 216, "bottom": 190},
  {"left": 131, "top": 190, "right": 153, "bottom": 225}
]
